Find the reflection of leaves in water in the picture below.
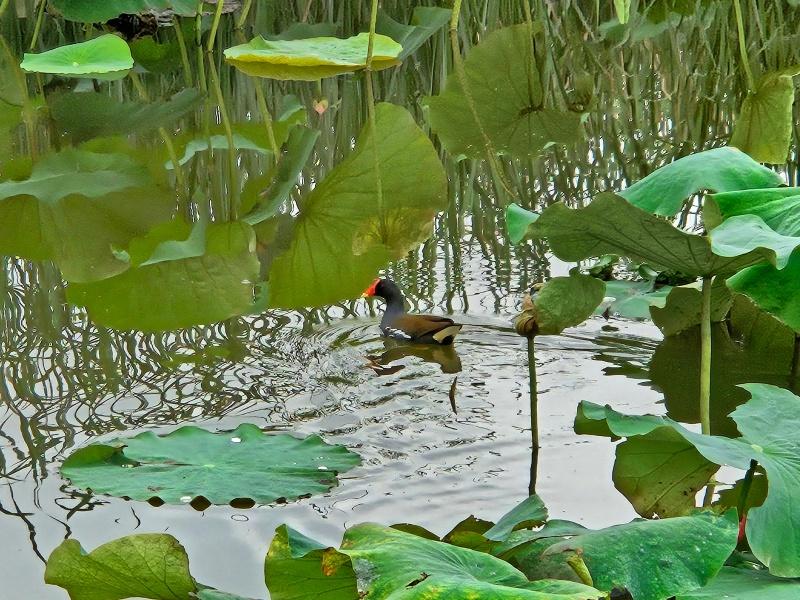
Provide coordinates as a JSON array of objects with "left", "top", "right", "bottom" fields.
[
  {"left": 66, "top": 222, "right": 259, "bottom": 331},
  {"left": 651, "top": 309, "right": 794, "bottom": 436}
]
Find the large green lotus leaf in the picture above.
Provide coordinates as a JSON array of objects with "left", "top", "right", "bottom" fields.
[
  {"left": 50, "top": 89, "right": 203, "bottom": 143},
  {"left": 711, "top": 214, "right": 800, "bottom": 269},
  {"left": 601, "top": 280, "right": 672, "bottom": 319},
  {"left": 0, "top": 149, "right": 173, "bottom": 282},
  {"left": 61, "top": 424, "right": 360, "bottom": 504},
  {"left": 727, "top": 254, "right": 800, "bottom": 331},
  {"left": 542, "top": 511, "right": 738, "bottom": 600},
  {"left": 618, "top": 147, "right": 783, "bottom": 217},
  {"left": 706, "top": 188, "right": 800, "bottom": 234},
  {"left": 66, "top": 223, "right": 259, "bottom": 331},
  {"left": 426, "top": 24, "right": 584, "bottom": 160},
  {"left": 516, "top": 270, "right": 606, "bottom": 336},
  {"left": 509, "top": 194, "right": 766, "bottom": 276},
  {"left": 45, "top": 534, "right": 197, "bottom": 600},
  {"left": 266, "top": 103, "right": 447, "bottom": 308},
  {"left": 50, "top": 0, "right": 197, "bottom": 21},
  {"left": 224, "top": 33, "right": 402, "bottom": 80},
  {"left": 730, "top": 67, "right": 800, "bottom": 164},
  {"left": 577, "top": 385, "right": 800, "bottom": 576},
  {"left": 676, "top": 566, "right": 800, "bottom": 599},
  {"left": 266, "top": 523, "right": 604, "bottom": 600},
  {"left": 21, "top": 35, "right": 133, "bottom": 80},
  {"left": 613, "top": 428, "right": 717, "bottom": 518},
  {"left": 650, "top": 279, "right": 732, "bottom": 336},
  {"left": 376, "top": 6, "right": 451, "bottom": 60}
]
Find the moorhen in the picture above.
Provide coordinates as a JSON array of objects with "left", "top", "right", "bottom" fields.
[{"left": 362, "top": 278, "right": 463, "bottom": 345}]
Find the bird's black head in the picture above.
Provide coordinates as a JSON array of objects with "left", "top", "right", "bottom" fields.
[{"left": 362, "top": 278, "right": 403, "bottom": 303}]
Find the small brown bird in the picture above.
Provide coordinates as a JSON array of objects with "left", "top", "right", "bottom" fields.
[{"left": 362, "top": 278, "right": 463, "bottom": 345}]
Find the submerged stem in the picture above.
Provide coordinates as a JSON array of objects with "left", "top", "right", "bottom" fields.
[
  {"left": 365, "top": 0, "right": 385, "bottom": 237},
  {"left": 206, "top": 0, "right": 225, "bottom": 52},
  {"left": 449, "top": 0, "right": 515, "bottom": 204},
  {"left": 699, "top": 276, "right": 712, "bottom": 436},
  {"left": 208, "top": 57, "right": 238, "bottom": 219},
  {"left": 732, "top": 0, "right": 755, "bottom": 92},
  {"left": 528, "top": 335, "right": 540, "bottom": 496}
]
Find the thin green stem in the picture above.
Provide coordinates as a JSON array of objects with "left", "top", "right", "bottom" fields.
[
  {"left": 173, "top": 16, "right": 193, "bottom": 87},
  {"left": 236, "top": 0, "right": 253, "bottom": 30},
  {"left": 449, "top": 0, "right": 514, "bottom": 203},
  {"left": 254, "top": 83, "right": 279, "bottom": 166},
  {"left": 0, "top": 0, "right": 11, "bottom": 19},
  {"left": 700, "top": 275, "right": 713, "bottom": 436},
  {"left": 206, "top": 0, "right": 225, "bottom": 52},
  {"left": 29, "top": 0, "right": 47, "bottom": 50},
  {"left": 130, "top": 72, "right": 187, "bottom": 197},
  {"left": 733, "top": 0, "right": 756, "bottom": 92},
  {"left": 791, "top": 335, "right": 800, "bottom": 393},
  {"left": 528, "top": 335, "right": 540, "bottom": 496},
  {"left": 365, "top": 0, "right": 385, "bottom": 238},
  {"left": 208, "top": 57, "right": 238, "bottom": 219}
]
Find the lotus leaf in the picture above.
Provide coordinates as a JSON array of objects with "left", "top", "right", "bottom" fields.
[
  {"left": 0, "top": 148, "right": 173, "bottom": 282},
  {"left": 706, "top": 188, "right": 800, "bottom": 233},
  {"left": 50, "top": 89, "right": 203, "bottom": 143},
  {"left": 484, "top": 494, "right": 548, "bottom": 541},
  {"left": 515, "top": 269, "right": 606, "bottom": 336},
  {"left": 613, "top": 428, "right": 718, "bottom": 518},
  {"left": 540, "top": 511, "right": 738, "bottom": 600},
  {"left": 45, "top": 534, "right": 197, "bottom": 600},
  {"left": 426, "top": 24, "right": 585, "bottom": 160},
  {"left": 650, "top": 279, "right": 732, "bottom": 335},
  {"left": 618, "top": 147, "right": 783, "bottom": 217},
  {"left": 61, "top": 423, "right": 360, "bottom": 504},
  {"left": 50, "top": 0, "right": 197, "bottom": 22},
  {"left": 224, "top": 33, "right": 402, "bottom": 80},
  {"left": 66, "top": 222, "right": 260, "bottom": 331},
  {"left": 266, "top": 523, "right": 604, "bottom": 599},
  {"left": 676, "top": 566, "right": 800, "bottom": 598},
  {"left": 710, "top": 214, "right": 800, "bottom": 269},
  {"left": 266, "top": 103, "right": 447, "bottom": 308},
  {"left": 20, "top": 35, "right": 133, "bottom": 80},
  {"left": 727, "top": 256, "right": 800, "bottom": 331},
  {"left": 507, "top": 194, "right": 766, "bottom": 276},
  {"left": 376, "top": 6, "right": 451, "bottom": 60},
  {"left": 576, "top": 384, "right": 800, "bottom": 576},
  {"left": 730, "top": 67, "right": 800, "bottom": 164},
  {"left": 601, "top": 280, "right": 672, "bottom": 319}
]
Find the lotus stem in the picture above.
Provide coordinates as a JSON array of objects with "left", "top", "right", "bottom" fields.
[
  {"left": 236, "top": 0, "right": 253, "bottom": 30},
  {"left": 528, "top": 335, "right": 540, "bottom": 495},
  {"left": 206, "top": 0, "right": 225, "bottom": 52},
  {"left": 448, "top": 0, "right": 515, "bottom": 204},
  {"left": 566, "top": 552, "right": 593, "bottom": 587},
  {"left": 791, "top": 335, "right": 800, "bottom": 393},
  {"left": 0, "top": 0, "right": 10, "bottom": 19},
  {"left": 173, "top": 16, "right": 193, "bottom": 87},
  {"left": 732, "top": 0, "right": 755, "bottom": 92},
  {"left": 254, "top": 83, "right": 279, "bottom": 166},
  {"left": 28, "top": 0, "right": 47, "bottom": 50},
  {"left": 365, "top": 0, "right": 386, "bottom": 239},
  {"left": 208, "top": 57, "right": 238, "bottom": 219},
  {"left": 699, "top": 276, "right": 712, "bottom": 436}
]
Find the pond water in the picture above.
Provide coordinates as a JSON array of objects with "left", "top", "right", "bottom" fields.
[{"left": 1, "top": 2, "right": 799, "bottom": 598}]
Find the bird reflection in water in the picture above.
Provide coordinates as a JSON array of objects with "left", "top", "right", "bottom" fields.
[{"left": 366, "top": 338, "right": 463, "bottom": 375}]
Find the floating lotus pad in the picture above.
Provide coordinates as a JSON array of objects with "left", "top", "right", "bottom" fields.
[
  {"left": 224, "top": 33, "right": 402, "bottom": 80},
  {"left": 61, "top": 424, "right": 361, "bottom": 504},
  {"left": 20, "top": 35, "right": 133, "bottom": 80}
]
